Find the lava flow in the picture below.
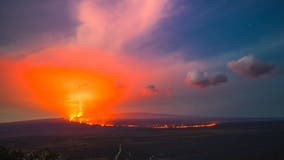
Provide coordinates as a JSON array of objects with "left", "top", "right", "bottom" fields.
[{"left": 67, "top": 119, "right": 217, "bottom": 129}]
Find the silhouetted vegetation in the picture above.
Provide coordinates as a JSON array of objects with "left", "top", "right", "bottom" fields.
[{"left": 0, "top": 146, "right": 62, "bottom": 160}]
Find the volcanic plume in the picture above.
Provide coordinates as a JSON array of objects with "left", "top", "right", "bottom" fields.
[{"left": 0, "top": 0, "right": 206, "bottom": 125}]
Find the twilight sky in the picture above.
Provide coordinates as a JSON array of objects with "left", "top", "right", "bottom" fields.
[{"left": 0, "top": 0, "right": 284, "bottom": 122}]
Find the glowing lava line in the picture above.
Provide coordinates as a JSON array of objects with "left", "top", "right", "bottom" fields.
[{"left": 67, "top": 120, "right": 217, "bottom": 129}]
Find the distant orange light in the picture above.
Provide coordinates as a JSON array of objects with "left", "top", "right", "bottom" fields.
[{"left": 175, "top": 122, "right": 217, "bottom": 128}]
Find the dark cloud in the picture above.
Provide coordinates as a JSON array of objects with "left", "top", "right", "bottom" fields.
[
  {"left": 141, "top": 85, "right": 160, "bottom": 96},
  {"left": 185, "top": 71, "right": 228, "bottom": 88},
  {"left": 227, "top": 55, "right": 277, "bottom": 79},
  {"left": 145, "top": 85, "right": 155, "bottom": 90}
]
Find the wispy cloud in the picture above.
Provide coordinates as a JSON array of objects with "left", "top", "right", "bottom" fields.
[{"left": 77, "top": 0, "right": 169, "bottom": 52}]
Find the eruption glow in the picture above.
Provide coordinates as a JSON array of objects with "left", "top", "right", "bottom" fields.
[
  {"left": 0, "top": 0, "right": 205, "bottom": 123},
  {"left": 25, "top": 67, "right": 122, "bottom": 125}
]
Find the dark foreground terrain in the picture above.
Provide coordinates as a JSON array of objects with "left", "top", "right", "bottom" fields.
[{"left": 0, "top": 118, "right": 284, "bottom": 160}]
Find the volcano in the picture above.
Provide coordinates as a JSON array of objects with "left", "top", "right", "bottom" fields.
[{"left": 1, "top": 113, "right": 284, "bottom": 160}]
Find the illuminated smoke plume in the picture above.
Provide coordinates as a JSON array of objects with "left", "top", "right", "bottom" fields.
[{"left": 0, "top": 0, "right": 207, "bottom": 124}]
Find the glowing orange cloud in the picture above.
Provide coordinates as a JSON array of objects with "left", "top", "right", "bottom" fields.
[
  {"left": 0, "top": 0, "right": 206, "bottom": 123},
  {"left": 0, "top": 45, "right": 205, "bottom": 124},
  {"left": 26, "top": 67, "right": 121, "bottom": 121},
  {"left": 0, "top": 47, "right": 140, "bottom": 124}
]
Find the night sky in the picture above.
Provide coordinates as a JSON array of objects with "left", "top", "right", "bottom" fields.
[{"left": 0, "top": 0, "right": 284, "bottom": 122}]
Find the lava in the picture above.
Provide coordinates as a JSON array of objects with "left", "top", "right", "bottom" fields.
[
  {"left": 150, "top": 123, "right": 217, "bottom": 129},
  {"left": 67, "top": 119, "right": 217, "bottom": 129}
]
